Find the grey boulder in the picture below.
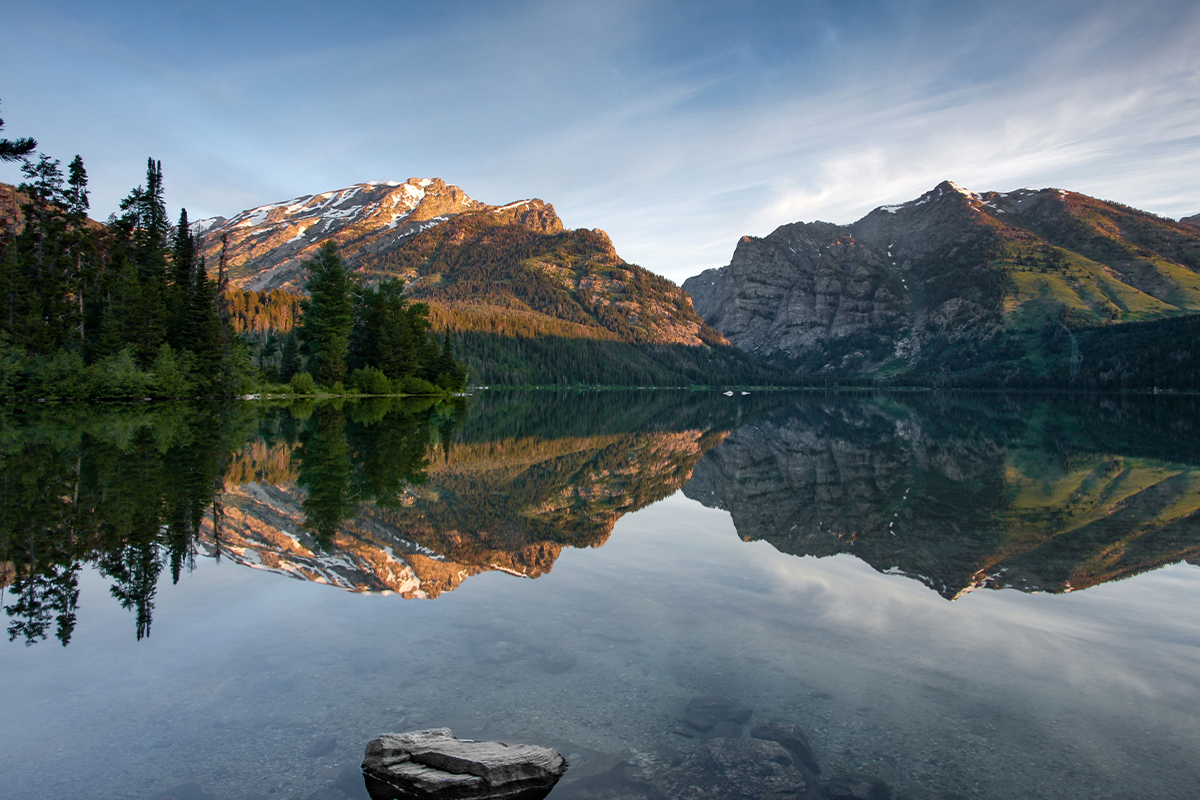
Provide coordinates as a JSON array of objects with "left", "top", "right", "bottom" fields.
[{"left": 362, "top": 728, "right": 567, "bottom": 800}]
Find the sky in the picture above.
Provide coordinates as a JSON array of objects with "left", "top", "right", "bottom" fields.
[{"left": 2, "top": 0, "right": 1199, "bottom": 283}]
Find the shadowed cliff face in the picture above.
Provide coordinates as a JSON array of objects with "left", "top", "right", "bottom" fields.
[
  {"left": 683, "top": 396, "right": 1200, "bottom": 599},
  {"left": 684, "top": 181, "right": 1200, "bottom": 377}
]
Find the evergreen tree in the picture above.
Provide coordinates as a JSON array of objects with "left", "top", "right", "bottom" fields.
[
  {"left": 0, "top": 101, "right": 36, "bottom": 162},
  {"left": 434, "top": 334, "right": 468, "bottom": 391},
  {"left": 187, "top": 256, "right": 224, "bottom": 388},
  {"left": 168, "top": 208, "right": 195, "bottom": 350},
  {"left": 298, "top": 241, "right": 355, "bottom": 387},
  {"left": 10, "top": 154, "right": 72, "bottom": 353},
  {"left": 349, "top": 280, "right": 425, "bottom": 379},
  {"left": 63, "top": 156, "right": 94, "bottom": 347},
  {"left": 64, "top": 156, "right": 88, "bottom": 218},
  {"left": 279, "top": 332, "right": 300, "bottom": 381},
  {"left": 117, "top": 158, "right": 170, "bottom": 362}
]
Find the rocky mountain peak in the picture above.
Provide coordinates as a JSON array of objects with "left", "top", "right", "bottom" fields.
[
  {"left": 684, "top": 181, "right": 1200, "bottom": 377},
  {"left": 194, "top": 178, "right": 562, "bottom": 292}
]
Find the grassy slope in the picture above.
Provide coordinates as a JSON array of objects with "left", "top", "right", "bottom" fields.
[{"left": 896, "top": 193, "right": 1200, "bottom": 386}]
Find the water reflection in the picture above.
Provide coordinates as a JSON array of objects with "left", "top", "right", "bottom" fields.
[
  {"left": 4, "top": 391, "right": 1200, "bottom": 647},
  {"left": 685, "top": 393, "right": 1200, "bottom": 598},
  {"left": 0, "top": 403, "right": 251, "bottom": 645},
  {"left": 0, "top": 398, "right": 452, "bottom": 645},
  {"left": 1, "top": 391, "right": 769, "bottom": 643},
  {"left": 208, "top": 397, "right": 729, "bottom": 597}
]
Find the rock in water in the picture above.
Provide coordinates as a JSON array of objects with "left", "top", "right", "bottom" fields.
[
  {"left": 362, "top": 728, "right": 567, "bottom": 800},
  {"left": 654, "top": 737, "right": 818, "bottom": 800},
  {"left": 683, "top": 696, "right": 754, "bottom": 732},
  {"left": 822, "top": 773, "right": 891, "bottom": 800},
  {"left": 751, "top": 722, "right": 821, "bottom": 775}
]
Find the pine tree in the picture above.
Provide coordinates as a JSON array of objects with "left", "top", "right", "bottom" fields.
[
  {"left": 299, "top": 241, "right": 355, "bottom": 388},
  {"left": 12, "top": 154, "right": 72, "bottom": 352},
  {"left": 63, "top": 156, "right": 93, "bottom": 346},
  {"left": 117, "top": 158, "right": 170, "bottom": 362},
  {"left": 187, "top": 256, "right": 224, "bottom": 389},
  {"left": 168, "top": 208, "right": 195, "bottom": 350},
  {"left": 280, "top": 332, "right": 300, "bottom": 382},
  {"left": 64, "top": 156, "right": 88, "bottom": 218},
  {"left": 0, "top": 101, "right": 36, "bottom": 162}
]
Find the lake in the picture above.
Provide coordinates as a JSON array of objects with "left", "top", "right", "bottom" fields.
[{"left": 1, "top": 390, "right": 1198, "bottom": 800}]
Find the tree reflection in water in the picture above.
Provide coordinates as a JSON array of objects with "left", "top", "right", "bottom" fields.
[
  {"left": 5, "top": 391, "right": 1200, "bottom": 645},
  {"left": 0, "top": 397, "right": 458, "bottom": 644},
  {"left": 0, "top": 404, "right": 247, "bottom": 644}
]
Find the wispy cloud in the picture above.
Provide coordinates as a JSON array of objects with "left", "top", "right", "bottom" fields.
[{"left": 2, "top": 0, "right": 1197, "bottom": 282}]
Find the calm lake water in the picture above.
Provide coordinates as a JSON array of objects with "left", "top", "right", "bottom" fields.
[{"left": 2, "top": 391, "right": 1198, "bottom": 800}]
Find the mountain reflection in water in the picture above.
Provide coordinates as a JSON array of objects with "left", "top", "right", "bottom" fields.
[
  {"left": 3, "top": 391, "right": 1200, "bottom": 646},
  {"left": 686, "top": 394, "right": 1200, "bottom": 599},
  {"left": 212, "top": 425, "right": 726, "bottom": 598}
]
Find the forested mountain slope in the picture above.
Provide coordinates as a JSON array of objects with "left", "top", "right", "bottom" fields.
[{"left": 198, "top": 178, "right": 795, "bottom": 386}]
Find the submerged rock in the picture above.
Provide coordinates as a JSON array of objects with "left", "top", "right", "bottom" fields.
[
  {"left": 361, "top": 728, "right": 567, "bottom": 800},
  {"left": 750, "top": 722, "right": 821, "bottom": 775},
  {"left": 683, "top": 696, "right": 754, "bottom": 732},
  {"left": 537, "top": 648, "right": 577, "bottom": 674},
  {"left": 704, "top": 720, "right": 746, "bottom": 741},
  {"left": 822, "top": 773, "right": 892, "bottom": 800},
  {"left": 653, "top": 737, "right": 818, "bottom": 800}
]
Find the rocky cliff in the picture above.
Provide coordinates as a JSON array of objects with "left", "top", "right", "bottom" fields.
[
  {"left": 194, "top": 178, "right": 561, "bottom": 292},
  {"left": 684, "top": 181, "right": 1200, "bottom": 376}
]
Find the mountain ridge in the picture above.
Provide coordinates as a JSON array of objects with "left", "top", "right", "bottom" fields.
[
  {"left": 193, "top": 177, "right": 562, "bottom": 293},
  {"left": 195, "top": 177, "right": 733, "bottom": 353},
  {"left": 683, "top": 180, "right": 1200, "bottom": 380}
]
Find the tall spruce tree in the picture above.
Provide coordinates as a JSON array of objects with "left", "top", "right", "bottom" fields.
[
  {"left": 298, "top": 241, "right": 355, "bottom": 387},
  {"left": 279, "top": 332, "right": 300, "bottom": 381},
  {"left": 10, "top": 154, "right": 72, "bottom": 353},
  {"left": 168, "top": 208, "right": 195, "bottom": 350},
  {"left": 117, "top": 158, "right": 170, "bottom": 362},
  {"left": 63, "top": 155, "right": 93, "bottom": 346},
  {"left": 187, "top": 256, "right": 224, "bottom": 388}
]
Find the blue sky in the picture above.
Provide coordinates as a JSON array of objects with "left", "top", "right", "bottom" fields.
[{"left": 2, "top": 0, "right": 1198, "bottom": 282}]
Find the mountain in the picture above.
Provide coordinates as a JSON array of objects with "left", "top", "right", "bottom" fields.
[
  {"left": 194, "top": 178, "right": 560, "bottom": 291},
  {"left": 682, "top": 395, "right": 1200, "bottom": 599},
  {"left": 196, "top": 178, "right": 796, "bottom": 385},
  {"left": 196, "top": 178, "right": 718, "bottom": 347},
  {"left": 683, "top": 181, "right": 1200, "bottom": 383}
]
